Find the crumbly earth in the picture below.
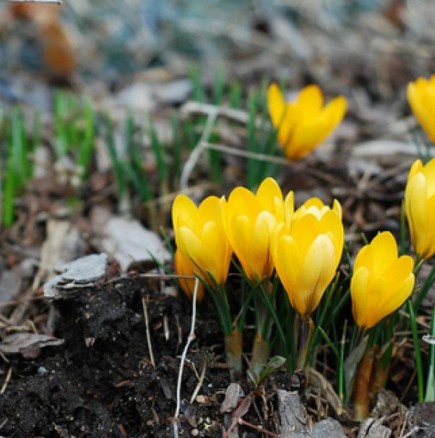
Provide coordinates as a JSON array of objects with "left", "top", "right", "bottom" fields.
[{"left": 0, "top": 278, "right": 300, "bottom": 437}]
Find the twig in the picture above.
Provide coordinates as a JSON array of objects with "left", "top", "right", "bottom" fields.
[
  {"left": 181, "top": 101, "right": 251, "bottom": 125},
  {"left": 179, "top": 108, "right": 218, "bottom": 190},
  {"left": 173, "top": 278, "right": 199, "bottom": 438},
  {"left": 104, "top": 272, "right": 196, "bottom": 285},
  {"left": 142, "top": 295, "right": 155, "bottom": 367},
  {"left": 238, "top": 418, "right": 279, "bottom": 437},
  {"left": 0, "top": 367, "right": 13, "bottom": 395},
  {"left": 189, "top": 353, "right": 207, "bottom": 404},
  {"left": 203, "top": 141, "right": 287, "bottom": 165}
]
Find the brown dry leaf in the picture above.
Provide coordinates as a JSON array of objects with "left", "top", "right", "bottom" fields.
[
  {"left": 43, "top": 253, "right": 108, "bottom": 300},
  {"left": 0, "top": 332, "right": 64, "bottom": 357},
  {"left": 91, "top": 207, "right": 171, "bottom": 272},
  {"left": 33, "top": 218, "right": 86, "bottom": 289},
  {"left": 9, "top": 3, "right": 75, "bottom": 79}
]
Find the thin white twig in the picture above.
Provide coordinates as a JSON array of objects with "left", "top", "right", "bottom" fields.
[
  {"left": 181, "top": 101, "right": 250, "bottom": 125},
  {"left": 173, "top": 278, "right": 199, "bottom": 438},
  {"left": 189, "top": 353, "right": 207, "bottom": 404},
  {"left": 0, "top": 367, "right": 12, "bottom": 395},
  {"left": 203, "top": 141, "right": 287, "bottom": 165},
  {"left": 179, "top": 109, "right": 218, "bottom": 190},
  {"left": 142, "top": 295, "right": 155, "bottom": 367}
]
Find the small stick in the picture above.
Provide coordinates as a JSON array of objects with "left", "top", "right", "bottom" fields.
[
  {"left": 0, "top": 367, "right": 13, "bottom": 395},
  {"left": 180, "top": 108, "right": 218, "bottom": 190},
  {"left": 142, "top": 295, "right": 155, "bottom": 367},
  {"left": 203, "top": 141, "right": 287, "bottom": 165},
  {"left": 181, "top": 101, "right": 251, "bottom": 125},
  {"left": 173, "top": 278, "right": 199, "bottom": 438},
  {"left": 189, "top": 353, "right": 207, "bottom": 404}
]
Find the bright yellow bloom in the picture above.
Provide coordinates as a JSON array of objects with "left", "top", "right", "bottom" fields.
[
  {"left": 350, "top": 232, "right": 414, "bottom": 329},
  {"left": 272, "top": 198, "right": 344, "bottom": 316},
  {"left": 407, "top": 75, "right": 435, "bottom": 142},
  {"left": 172, "top": 194, "right": 232, "bottom": 286},
  {"left": 404, "top": 158, "right": 435, "bottom": 259},
  {"left": 174, "top": 249, "right": 205, "bottom": 301},
  {"left": 220, "top": 177, "right": 290, "bottom": 281},
  {"left": 267, "top": 83, "right": 347, "bottom": 160}
]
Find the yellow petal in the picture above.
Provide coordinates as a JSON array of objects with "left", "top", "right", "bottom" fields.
[
  {"left": 408, "top": 78, "right": 435, "bottom": 142},
  {"left": 256, "top": 177, "right": 284, "bottom": 216},
  {"left": 365, "top": 232, "right": 398, "bottom": 276},
  {"left": 177, "top": 226, "right": 218, "bottom": 283},
  {"left": 422, "top": 158, "right": 435, "bottom": 196},
  {"left": 197, "top": 196, "right": 221, "bottom": 228},
  {"left": 350, "top": 266, "right": 369, "bottom": 328},
  {"left": 284, "top": 191, "right": 294, "bottom": 217},
  {"left": 408, "top": 159, "right": 423, "bottom": 180},
  {"left": 296, "top": 84, "right": 324, "bottom": 123},
  {"left": 172, "top": 194, "right": 198, "bottom": 228},
  {"left": 174, "top": 249, "right": 205, "bottom": 301},
  {"left": 296, "top": 234, "right": 336, "bottom": 315},
  {"left": 319, "top": 210, "right": 344, "bottom": 265},
  {"left": 406, "top": 173, "right": 429, "bottom": 257},
  {"left": 268, "top": 83, "right": 287, "bottom": 128},
  {"left": 273, "top": 235, "right": 301, "bottom": 310},
  {"left": 378, "top": 257, "right": 414, "bottom": 309}
]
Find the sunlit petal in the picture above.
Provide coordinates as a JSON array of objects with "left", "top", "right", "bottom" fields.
[
  {"left": 350, "top": 232, "right": 414, "bottom": 329},
  {"left": 268, "top": 83, "right": 346, "bottom": 160}
]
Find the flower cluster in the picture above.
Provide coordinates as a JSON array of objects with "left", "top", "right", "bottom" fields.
[
  {"left": 170, "top": 75, "right": 435, "bottom": 412},
  {"left": 173, "top": 176, "right": 415, "bottom": 330}
]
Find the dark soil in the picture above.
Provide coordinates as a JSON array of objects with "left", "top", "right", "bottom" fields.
[
  {"left": 0, "top": 276, "right": 305, "bottom": 437},
  {"left": 0, "top": 279, "right": 224, "bottom": 437}
]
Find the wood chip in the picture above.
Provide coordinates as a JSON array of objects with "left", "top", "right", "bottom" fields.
[
  {"left": 277, "top": 389, "right": 311, "bottom": 438},
  {"left": 220, "top": 383, "right": 244, "bottom": 414},
  {"left": 357, "top": 418, "right": 391, "bottom": 438},
  {"left": 312, "top": 418, "right": 346, "bottom": 438},
  {"left": 43, "top": 253, "right": 108, "bottom": 299}
]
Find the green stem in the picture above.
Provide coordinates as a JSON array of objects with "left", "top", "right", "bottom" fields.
[
  {"left": 224, "top": 329, "right": 243, "bottom": 376},
  {"left": 249, "top": 280, "right": 273, "bottom": 376},
  {"left": 258, "top": 281, "right": 288, "bottom": 359},
  {"left": 414, "top": 260, "right": 435, "bottom": 312},
  {"left": 425, "top": 307, "right": 435, "bottom": 402},
  {"left": 338, "top": 319, "right": 348, "bottom": 403},
  {"left": 296, "top": 315, "right": 314, "bottom": 370},
  {"left": 407, "top": 299, "right": 424, "bottom": 401},
  {"left": 204, "top": 281, "right": 233, "bottom": 335}
]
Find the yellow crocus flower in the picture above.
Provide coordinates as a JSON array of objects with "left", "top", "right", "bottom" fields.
[
  {"left": 404, "top": 158, "right": 435, "bottom": 259},
  {"left": 350, "top": 232, "right": 414, "bottom": 329},
  {"left": 272, "top": 198, "right": 344, "bottom": 316},
  {"left": 267, "top": 83, "right": 347, "bottom": 160},
  {"left": 172, "top": 194, "right": 232, "bottom": 286},
  {"left": 174, "top": 249, "right": 205, "bottom": 301},
  {"left": 220, "top": 177, "right": 288, "bottom": 281},
  {"left": 407, "top": 75, "right": 435, "bottom": 142}
]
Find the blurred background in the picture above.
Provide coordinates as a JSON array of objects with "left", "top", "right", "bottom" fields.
[{"left": 1, "top": 0, "right": 435, "bottom": 106}]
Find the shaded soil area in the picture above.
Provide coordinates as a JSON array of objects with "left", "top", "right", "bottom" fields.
[{"left": 0, "top": 279, "right": 235, "bottom": 437}]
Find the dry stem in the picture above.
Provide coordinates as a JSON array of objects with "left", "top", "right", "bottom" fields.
[{"left": 173, "top": 278, "right": 199, "bottom": 438}]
